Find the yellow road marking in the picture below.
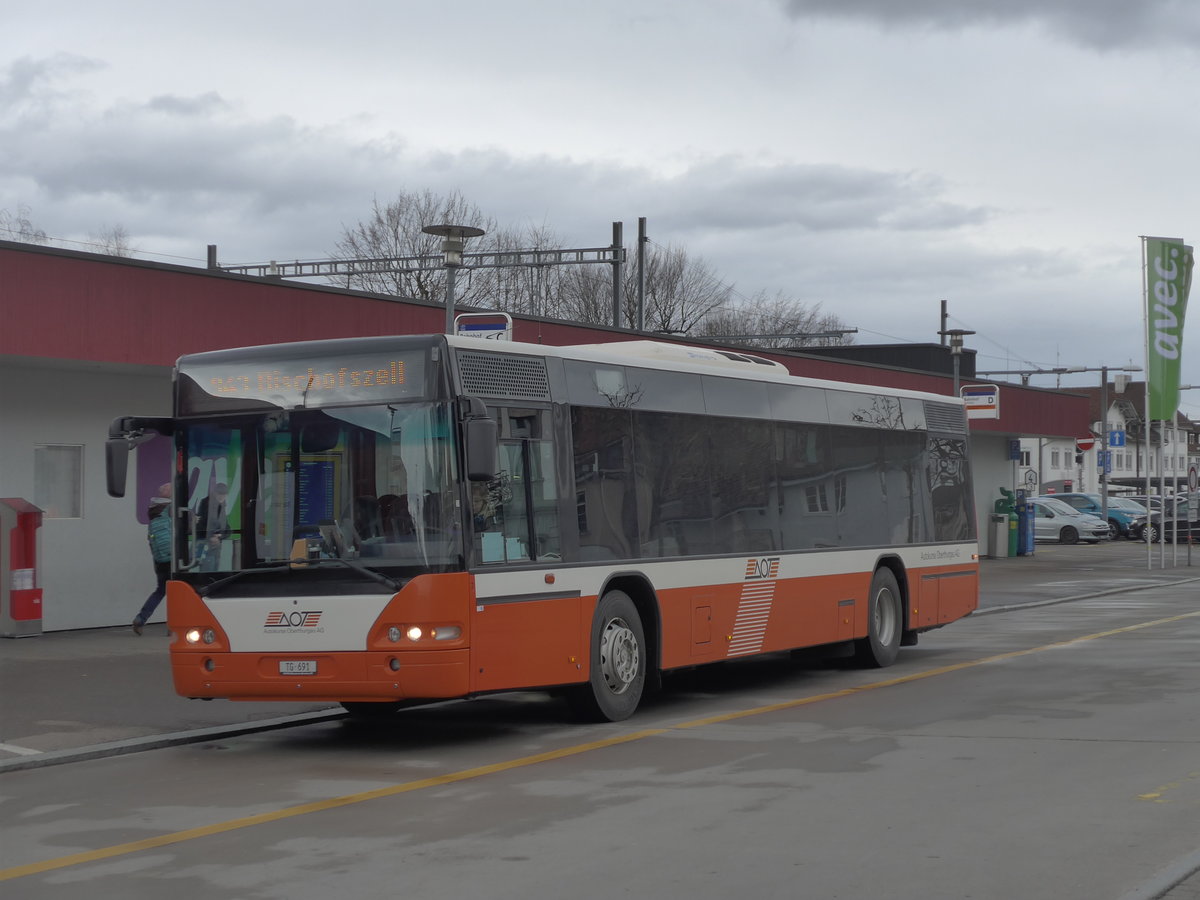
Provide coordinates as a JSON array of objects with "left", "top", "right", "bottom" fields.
[
  {"left": 4, "top": 609, "right": 1199, "bottom": 882},
  {"left": 1139, "top": 771, "right": 1200, "bottom": 803}
]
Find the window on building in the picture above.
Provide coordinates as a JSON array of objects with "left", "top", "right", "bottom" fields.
[
  {"left": 1019, "top": 449, "right": 1031, "bottom": 466},
  {"left": 1051, "top": 450, "right": 1060, "bottom": 467},
  {"left": 34, "top": 444, "right": 83, "bottom": 518}
]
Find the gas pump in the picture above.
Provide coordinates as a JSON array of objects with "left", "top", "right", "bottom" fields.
[{"left": 1015, "top": 489, "right": 1035, "bottom": 556}]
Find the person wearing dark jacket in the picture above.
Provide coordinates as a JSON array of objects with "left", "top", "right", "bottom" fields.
[{"left": 132, "top": 486, "right": 172, "bottom": 635}]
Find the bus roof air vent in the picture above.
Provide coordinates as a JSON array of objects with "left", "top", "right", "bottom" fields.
[{"left": 457, "top": 351, "right": 551, "bottom": 400}]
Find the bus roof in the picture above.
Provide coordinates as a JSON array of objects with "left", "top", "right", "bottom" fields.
[{"left": 447, "top": 335, "right": 964, "bottom": 407}]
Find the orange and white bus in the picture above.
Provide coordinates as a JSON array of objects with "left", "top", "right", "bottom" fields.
[{"left": 106, "top": 334, "right": 978, "bottom": 721}]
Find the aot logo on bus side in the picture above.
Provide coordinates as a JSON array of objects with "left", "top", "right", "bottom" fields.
[
  {"left": 264, "top": 611, "right": 323, "bottom": 629},
  {"left": 744, "top": 557, "right": 780, "bottom": 580}
]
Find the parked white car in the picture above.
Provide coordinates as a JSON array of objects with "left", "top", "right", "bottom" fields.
[{"left": 1030, "top": 496, "right": 1111, "bottom": 544}]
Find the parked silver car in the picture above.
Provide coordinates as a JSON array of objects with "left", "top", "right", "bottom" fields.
[{"left": 1030, "top": 496, "right": 1111, "bottom": 544}]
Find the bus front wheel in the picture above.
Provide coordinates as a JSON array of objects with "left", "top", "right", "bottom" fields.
[
  {"left": 855, "top": 568, "right": 902, "bottom": 668},
  {"left": 568, "top": 590, "right": 646, "bottom": 722}
]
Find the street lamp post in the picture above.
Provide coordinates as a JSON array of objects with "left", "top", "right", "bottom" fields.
[
  {"left": 422, "top": 224, "right": 486, "bottom": 335},
  {"left": 939, "top": 328, "right": 975, "bottom": 396}
]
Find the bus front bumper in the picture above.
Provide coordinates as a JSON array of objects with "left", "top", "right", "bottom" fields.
[{"left": 171, "top": 648, "right": 472, "bottom": 703}]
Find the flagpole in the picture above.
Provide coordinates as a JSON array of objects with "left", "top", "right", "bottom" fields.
[
  {"left": 1142, "top": 236, "right": 1152, "bottom": 569},
  {"left": 1142, "top": 233, "right": 1195, "bottom": 568}
]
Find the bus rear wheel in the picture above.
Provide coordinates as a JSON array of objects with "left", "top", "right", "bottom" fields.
[
  {"left": 568, "top": 590, "right": 646, "bottom": 722},
  {"left": 855, "top": 568, "right": 902, "bottom": 668}
]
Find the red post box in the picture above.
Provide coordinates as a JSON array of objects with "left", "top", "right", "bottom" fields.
[{"left": 1, "top": 498, "right": 43, "bottom": 638}]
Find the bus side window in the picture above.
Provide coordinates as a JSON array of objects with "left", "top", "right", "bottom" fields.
[{"left": 474, "top": 436, "right": 561, "bottom": 564}]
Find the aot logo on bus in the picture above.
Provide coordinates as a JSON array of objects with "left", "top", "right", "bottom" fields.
[
  {"left": 744, "top": 557, "right": 780, "bottom": 580},
  {"left": 264, "top": 611, "right": 323, "bottom": 629}
]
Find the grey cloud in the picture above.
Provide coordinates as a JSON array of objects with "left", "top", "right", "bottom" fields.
[
  {"left": 645, "top": 160, "right": 991, "bottom": 236},
  {"left": 145, "top": 92, "right": 230, "bottom": 116},
  {"left": 1, "top": 54, "right": 1134, "bottom": 375},
  {"left": 0, "top": 54, "right": 102, "bottom": 112},
  {"left": 778, "top": 0, "right": 1200, "bottom": 50}
]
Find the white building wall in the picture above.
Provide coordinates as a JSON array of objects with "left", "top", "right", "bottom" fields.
[
  {"left": 0, "top": 362, "right": 171, "bottom": 631},
  {"left": 969, "top": 432, "right": 1018, "bottom": 536}
]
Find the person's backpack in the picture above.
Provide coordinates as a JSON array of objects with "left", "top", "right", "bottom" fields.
[{"left": 148, "top": 514, "right": 172, "bottom": 564}]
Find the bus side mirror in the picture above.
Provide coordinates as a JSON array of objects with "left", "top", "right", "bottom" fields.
[
  {"left": 465, "top": 417, "right": 499, "bottom": 482},
  {"left": 106, "top": 439, "right": 132, "bottom": 498},
  {"left": 459, "top": 395, "right": 498, "bottom": 482},
  {"left": 105, "top": 415, "right": 175, "bottom": 498}
]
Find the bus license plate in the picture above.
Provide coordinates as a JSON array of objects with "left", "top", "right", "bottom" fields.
[{"left": 280, "top": 660, "right": 317, "bottom": 675}]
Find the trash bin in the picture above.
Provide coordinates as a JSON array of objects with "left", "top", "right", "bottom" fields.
[
  {"left": 1008, "top": 512, "right": 1019, "bottom": 557},
  {"left": 987, "top": 514, "right": 1008, "bottom": 559}
]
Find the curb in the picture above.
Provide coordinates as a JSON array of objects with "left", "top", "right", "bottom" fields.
[{"left": 0, "top": 708, "right": 347, "bottom": 774}]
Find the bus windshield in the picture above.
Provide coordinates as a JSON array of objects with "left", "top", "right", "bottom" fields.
[{"left": 182, "top": 401, "right": 463, "bottom": 582}]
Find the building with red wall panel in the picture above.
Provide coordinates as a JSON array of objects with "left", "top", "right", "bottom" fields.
[{"left": 0, "top": 240, "right": 1089, "bottom": 629}]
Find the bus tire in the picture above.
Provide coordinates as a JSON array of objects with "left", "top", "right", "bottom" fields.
[
  {"left": 854, "top": 568, "right": 902, "bottom": 668},
  {"left": 568, "top": 590, "right": 646, "bottom": 722}
]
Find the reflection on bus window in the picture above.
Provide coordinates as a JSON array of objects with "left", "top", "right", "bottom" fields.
[{"left": 182, "top": 403, "right": 462, "bottom": 575}]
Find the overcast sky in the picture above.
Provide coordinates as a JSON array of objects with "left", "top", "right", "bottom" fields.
[{"left": 6, "top": 0, "right": 1200, "bottom": 409}]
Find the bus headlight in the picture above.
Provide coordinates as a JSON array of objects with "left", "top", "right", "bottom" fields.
[
  {"left": 186, "top": 628, "right": 216, "bottom": 645},
  {"left": 387, "top": 626, "right": 402, "bottom": 643},
  {"left": 405, "top": 625, "right": 423, "bottom": 642}
]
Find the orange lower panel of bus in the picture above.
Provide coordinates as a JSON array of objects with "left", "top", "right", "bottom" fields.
[{"left": 170, "top": 648, "right": 472, "bottom": 703}]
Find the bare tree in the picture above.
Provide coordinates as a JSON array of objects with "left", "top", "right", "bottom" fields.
[
  {"left": 329, "top": 190, "right": 498, "bottom": 304},
  {"left": 628, "top": 243, "right": 731, "bottom": 334},
  {"left": 91, "top": 223, "right": 136, "bottom": 257},
  {"left": 0, "top": 204, "right": 48, "bottom": 244},
  {"left": 330, "top": 191, "right": 849, "bottom": 344},
  {"left": 697, "top": 290, "right": 853, "bottom": 348},
  {"left": 331, "top": 191, "right": 602, "bottom": 317}
]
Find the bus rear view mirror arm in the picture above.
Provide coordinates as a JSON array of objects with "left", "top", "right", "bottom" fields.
[{"left": 105, "top": 416, "right": 174, "bottom": 498}]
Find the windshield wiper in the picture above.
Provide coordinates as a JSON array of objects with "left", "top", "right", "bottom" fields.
[
  {"left": 198, "top": 564, "right": 292, "bottom": 597},
  {"left": 290, "top": 555, "right": 403, "bottom": 592}
]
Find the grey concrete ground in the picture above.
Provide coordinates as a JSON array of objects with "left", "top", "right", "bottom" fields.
[
  {"left": 2, "top": 539, "right": 1200, "bottom": 897},
  {"left": 3, "top": 538, "right": 1196, "bottom": 766}
]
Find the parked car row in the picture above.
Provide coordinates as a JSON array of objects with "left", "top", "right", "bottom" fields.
[
  {"left": 1030, "top": 492, "right": 1199, "bottom": 544},
  {"left": 1046, "top": 493, "right": 1147, "bottom": 540}
]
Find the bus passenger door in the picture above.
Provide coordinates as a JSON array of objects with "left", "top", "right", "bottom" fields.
[{"left": 470, "top": 414, "right": 574, "bottom": 692}]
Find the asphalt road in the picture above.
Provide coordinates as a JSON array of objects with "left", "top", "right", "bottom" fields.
[
  {"left": 2, "top": 539, "right": 1197, "bottom": 764},
  {"left": 3, "top": 565, "right": 1200, "bottom": 898}
]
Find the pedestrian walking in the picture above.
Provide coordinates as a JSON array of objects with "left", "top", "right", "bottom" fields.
[{"left": 132, "top": 484, "right": 172, "bottom": 635}]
